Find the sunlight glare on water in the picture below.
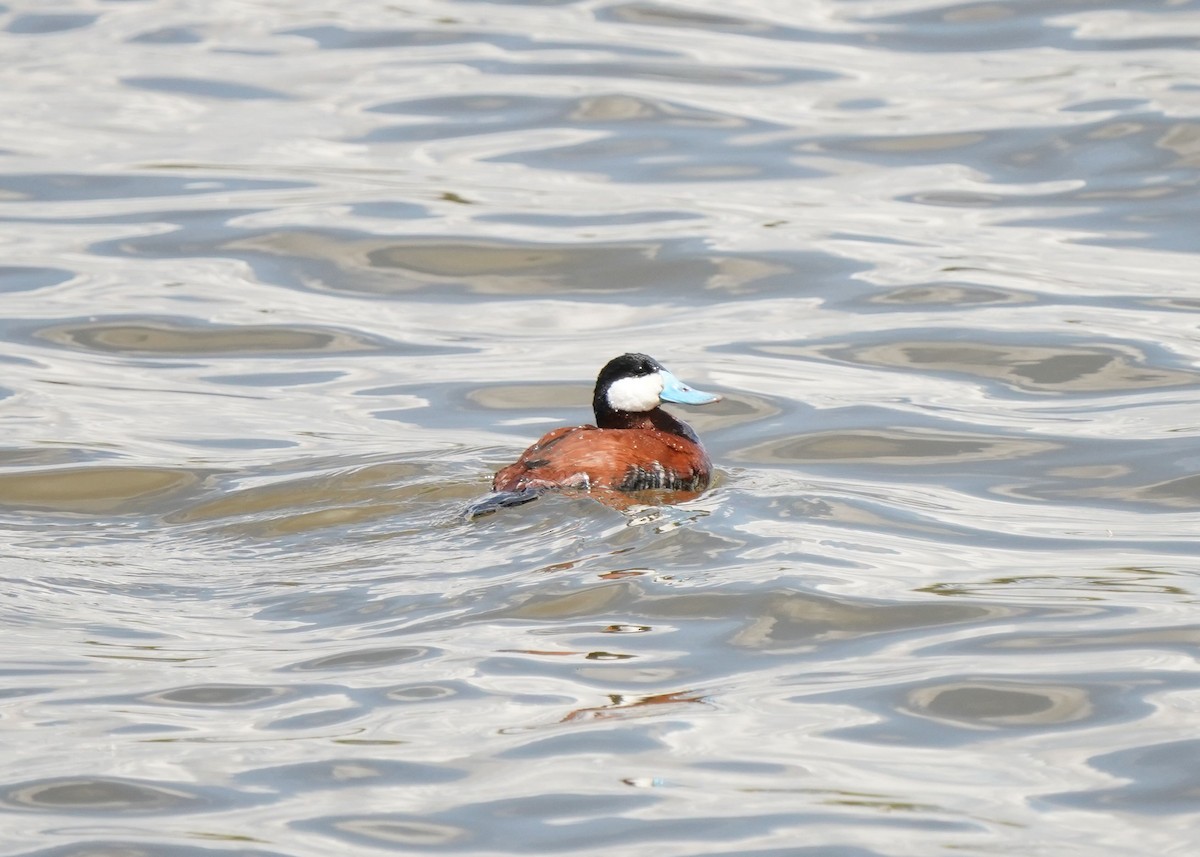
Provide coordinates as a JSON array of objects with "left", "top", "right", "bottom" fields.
[{"left": 1, "top": 1, "right": 1199, "bottom": 855}]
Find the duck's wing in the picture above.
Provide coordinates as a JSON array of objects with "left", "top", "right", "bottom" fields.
[{"left": 492, "top": 425, "right": 594, "bottom": 491}]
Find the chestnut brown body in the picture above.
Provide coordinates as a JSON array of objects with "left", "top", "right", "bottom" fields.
[{"left": 493, "top": 412, "right": 712, "bottom": 494}]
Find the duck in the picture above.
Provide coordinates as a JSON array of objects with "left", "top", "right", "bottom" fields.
[{"left": 474, "top": 353, "right": 720, "bottom": 515}]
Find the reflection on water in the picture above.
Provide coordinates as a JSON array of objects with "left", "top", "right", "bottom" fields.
[
  {"left": 2, "top": 0, "right": 1199, "bottom": 855},
  {"left": 0, "top": 466, "right": 202, "bottom": 514},
  {"left": 736, "top": 427, "right": 1057, "bottom": 465},
  {"left": 817, "top": 338, "right": 1200, "bottom": 394},
  {"left": 35, "top": 319, "right": 389, "bottom": 356},
  {"left": 0, "top": 777, "right": 221, "bottom": 814}
]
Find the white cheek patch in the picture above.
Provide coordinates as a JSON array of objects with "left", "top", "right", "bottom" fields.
[{"left": 606, "top": 372, "right": 663, "bottom": 412}]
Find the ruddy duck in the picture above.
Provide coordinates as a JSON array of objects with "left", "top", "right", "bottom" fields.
[{"left": 477, "top": 353, "right": 720, "bottom": 514}]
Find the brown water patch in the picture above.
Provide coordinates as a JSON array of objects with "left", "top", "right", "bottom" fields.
[
  {"left": 806, "top": 339, "right": 1198, "bottom": 393},
  {"left": 839, "top": 132, "right": 987, "bottom": 153},
  {"left": 1033, "top": 474, "right": 1200, "bottom": 510},
  {"left": 365, "top": 239, "right": 670, "bottom": 295},
  {"left": 386, "top": 684, "right": 456, "bottom": 702},
  {"left": 1109, "top": 473, "right": 1200, "bottom": 509},
  {"left": 980, "top": 626, "right": 1200, "bottom": 652},
  {"left": 372, "top": 242, "right": 601, "bottom": 279},
  {"left": 0, "top": 777, "right": 211, "bottom": 814},
  {"left": 1, "top": 842, "right": 268, "bottom": 857},
  {"left": 735, "top": 427, "right": 1055, "bottom": 465},
  {"left": 237, "top": 759, "right": 465, "bottom": 792},
  {"left": 510, "top": 584, "right": 628, "bottom": 620},
  {"left": 725, "top": 593, "right": 1005, "bottom": 651},
  {"left": 1158, "top": 122, "right": 1200, "bottom": 166},
  {"left": 1045, "top": 464, "right": 1130, "bottom": 480},
  {"left": 904, "top": 681, "right": 1092, "bottom": 728},
  {"left": 1149, "top": 297, "right": 1200, "bottom": 311},
  {"left": 283, "top": 646, "right": 428, "bottom": 673},
  {"left": 605, "top": 3, "right": 765, "bottom": 32},
  {"left": 163, "top": 461, "right": 479, "bottom": 536},
  {"left": 468, "top": 384, "right": 588, "bottom": 411},
  {"left": 945, "top": 4, "right": 1014, "bottom": 23},
  {"left": 142, "top": 684, "right": 294, "bottom": 708},
  {"left": 0, "top": 466, "right": 201, "bottom": 514},
  {"left": 230, "top": 232, "right": 679, "bottom": 296},
  {"left": 330, "top": 818, "right": 466, "bottom": 847},
  {"left": 686, "top": 392, "right": 777, "bottom": 434},
  {"left": 167, "top": 461, "right": 423, "bottom": 523},
  {"left": 570, "top": 93, "right": 744, "bottom": 127},
  {"left": 504, "top": 582, "right": 1000, "bottom": 649},
  {"left": 924, "top": 568, "right": 1192, "bottom": 600},
  {"left": 867, "top": 283, "right": 1035, "bottom": 306},
  {"left": 36, "top": 319, "right": 382, "bottom": 357},
  {"left": 908, "top": 190, "right": 1003, "bottom": 208},
  {"left": 0, "top": 447, "right": 92, "bottom": 468}
]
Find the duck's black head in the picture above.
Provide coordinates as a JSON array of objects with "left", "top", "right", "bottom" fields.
[{"left": 592, "top": 353, "right": 720, "bottom": 422}]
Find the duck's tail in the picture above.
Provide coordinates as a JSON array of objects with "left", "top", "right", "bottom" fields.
[{"left": 463, "top": 489, "right": 542, "bottom": 520}]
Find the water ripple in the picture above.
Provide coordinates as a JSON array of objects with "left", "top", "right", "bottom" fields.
[{"left": 2, "top": 1, "right": 1199, "bottom": 855}]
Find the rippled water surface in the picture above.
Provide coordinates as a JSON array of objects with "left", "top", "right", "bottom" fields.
[{"left": 3, "top": 1, "right": 1200, "bottom": 854}]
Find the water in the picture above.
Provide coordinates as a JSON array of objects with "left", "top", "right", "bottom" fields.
[{"left": 2, "top": 0, "right": 1199, "bottom": 854}]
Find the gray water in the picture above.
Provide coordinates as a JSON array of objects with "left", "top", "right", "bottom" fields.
[{"left": 2, "top": 1, "right": 1199, "bottom": 855}]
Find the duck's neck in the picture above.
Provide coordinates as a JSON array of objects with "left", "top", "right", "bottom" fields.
[{"left": 595, "top": 406, "right": 701, "bottom": 444}]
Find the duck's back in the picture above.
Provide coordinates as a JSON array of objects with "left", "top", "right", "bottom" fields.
[{"left": 493, "top": 425, "right": 711, "bottom": 493}]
